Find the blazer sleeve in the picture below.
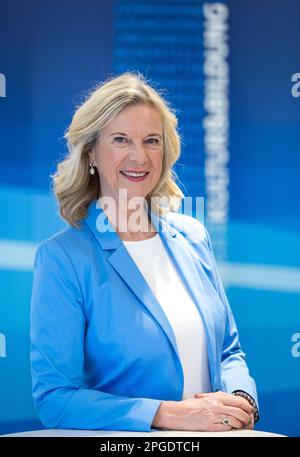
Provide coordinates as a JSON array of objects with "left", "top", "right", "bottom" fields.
[
  {"left": 203, "top": 227, "right": 259, "bottom": 409},
  {"left": 30, "top": 240, "right": 162, "bottom": 432}
]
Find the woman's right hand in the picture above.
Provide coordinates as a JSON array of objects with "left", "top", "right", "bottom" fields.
[{"left": 152, "top": 391, "right": 254, "bottom": 432}]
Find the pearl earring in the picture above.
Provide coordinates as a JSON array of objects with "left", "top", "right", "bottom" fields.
[{"left": 89, "top": 162, "right": 96, "bottom": 175}]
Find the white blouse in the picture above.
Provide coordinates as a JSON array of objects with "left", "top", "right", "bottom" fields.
[{"left": 123, "top": 233, "right": 212, "bottom": 399}]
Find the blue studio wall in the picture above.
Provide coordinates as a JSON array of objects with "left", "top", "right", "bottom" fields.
[{"left": 0, "top": 0, "right": 299, "bottom": 436}]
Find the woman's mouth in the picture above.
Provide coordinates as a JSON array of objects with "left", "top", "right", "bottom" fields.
[{"left": 120, "top": 171, "right": 149, "bottom": 182}]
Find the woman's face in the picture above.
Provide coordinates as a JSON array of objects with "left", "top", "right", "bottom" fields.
[{"left": 90, "top": 104, "right": 164, "bottom": 204}]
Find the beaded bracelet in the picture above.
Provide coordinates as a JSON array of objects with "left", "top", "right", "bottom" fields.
[{"left": 232, "top": 390, "right": 259, "bottom": 424}]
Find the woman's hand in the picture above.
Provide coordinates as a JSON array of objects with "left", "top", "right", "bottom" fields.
[
  {"left": 152, "top": 391, "right": 254, "bottom": 432},
  {"left": 193, "top": 392, "right": 254, "bottom": 430}
]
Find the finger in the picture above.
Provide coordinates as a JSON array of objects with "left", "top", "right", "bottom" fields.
[
  {"left": 194, "top": 392, "right": 254, "bottom": 415},
  {"left": 218, "top": 414, "right": 244, "bottom": 430},
  {"left": 219, "top": 405, "right": 252, "bottom": 425},
  {"left": 243, "top": 423, "right": 253, "bottom": 430},
  {"left": 212, "top": 423, "right": 232, "bottom": 432},
  {"left": 194, "top": 392, "right": 224, "bottom": 401},
  {"left": 215, "top": 392, "right": 254, "bottom": 414},
  {"left": 242, "top": 414, "right": 254, "bottom": 430},
  {"left": 194, "top": 393, "right": 206, "bottom": 399}
]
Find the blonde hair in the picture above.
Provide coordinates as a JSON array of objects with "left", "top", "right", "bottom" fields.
[{"left": 51, "top": 71, "right": 184, "bottom": 227}]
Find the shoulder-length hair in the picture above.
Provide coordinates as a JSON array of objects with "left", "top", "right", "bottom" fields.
[{"left": 51, "top": 71, "right": 184, "bottom": 227}]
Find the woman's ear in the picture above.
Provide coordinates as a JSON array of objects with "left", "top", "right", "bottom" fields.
[{"left": 89, "top": 150, "right": 94, "bottom": 163}]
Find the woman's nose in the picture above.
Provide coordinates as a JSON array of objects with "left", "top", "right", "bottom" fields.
[{"left": 128, "top": 143, "right": 147, "bottom": 164}]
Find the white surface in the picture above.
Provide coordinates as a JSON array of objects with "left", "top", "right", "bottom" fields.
[
  {"left": 1, "top": 429, "right": 286, "bottom": 437},
  {"left": 123, "top": 233, "right": 211, "bottom": 398}
]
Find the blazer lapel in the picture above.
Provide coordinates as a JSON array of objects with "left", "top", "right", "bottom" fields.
[{"left": 108, "top": 246, "right": 181, "bottom": 360}]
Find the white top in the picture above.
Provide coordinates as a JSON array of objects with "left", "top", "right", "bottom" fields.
[{"left": 123, "top": 233, "right": 211, "bottom": 399}]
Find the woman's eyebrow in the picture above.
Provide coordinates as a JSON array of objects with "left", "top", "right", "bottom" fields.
[
  {"left": 109, "top": 132, "right": 127, "bottom": 136},
  {"left": 147, "top": 133, "right": 163, "bottom": 138},
  {"left": 109, "top": 132, "right": 162, "bottom": 138}
]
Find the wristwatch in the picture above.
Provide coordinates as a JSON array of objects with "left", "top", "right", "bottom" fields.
[{"left": 232, "top": 390, "right": 259, "bottom": 424}]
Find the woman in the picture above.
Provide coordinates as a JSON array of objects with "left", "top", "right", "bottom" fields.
[{"left": 30, "top": 72, "right": 259, "bottom": 432}]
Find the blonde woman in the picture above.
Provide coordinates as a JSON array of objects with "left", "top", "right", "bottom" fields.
[{"left": 30, "top": 72, "right": 259, "bottom": 432}]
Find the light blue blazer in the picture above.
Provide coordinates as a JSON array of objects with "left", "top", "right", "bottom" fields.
[{"left": 30, "top": 198, "right": 258, "bottom": 432}]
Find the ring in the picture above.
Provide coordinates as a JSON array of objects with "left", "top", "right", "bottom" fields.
[{"left": 222, "top": 417, "right": 231, "bottom": 426}]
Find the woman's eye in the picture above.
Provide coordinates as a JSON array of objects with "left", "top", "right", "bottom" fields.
[
  {"left": 146, "top": 138, "right": 159, "bottom": 144},
  {"left": 113, "top": 137, "right": 160, "bottom": 145}
]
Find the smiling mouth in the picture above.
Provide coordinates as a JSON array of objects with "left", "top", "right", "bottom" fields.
[{"left": 120, "top": 171, "right": 149, "bottom": 181}]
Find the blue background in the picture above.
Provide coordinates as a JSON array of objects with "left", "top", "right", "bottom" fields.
[{"left": 0, "top": 0, "right": 299, "bottom": 436}]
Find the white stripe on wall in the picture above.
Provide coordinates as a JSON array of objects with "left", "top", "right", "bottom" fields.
[
  {"left": 0, "top": 240, "right": 37, "bottom": 271},
  {"left": 218, "top": 262, "right": 300, "bottom": 293},
  {"left": 1, "top": 239, "right": 300, "bottom": 293}
]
